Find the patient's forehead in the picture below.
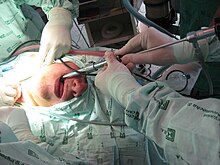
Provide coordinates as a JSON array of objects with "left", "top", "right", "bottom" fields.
[
  {"left": 1, "top": 51, "right": 105, "bottom": 82},
  {"left": 0, "top": 52, "right": 84, "bottom": 82}
]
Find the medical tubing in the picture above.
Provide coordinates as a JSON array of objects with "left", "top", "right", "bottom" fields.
[
  {"left": 192, "top": 42, "right": 213, "bottom": 96},
  {"left": 16, "top": 103, "right": 127, "bottom": 126},
  {"left": 13, "top": 45, "right": 40, "bottom": 56},
  {"left": 133, "top": 72, "right": 155, "bottom": 82},
  {"left": 9, "top": 40, "right": 40, "bottom": 58},
  {"left": 123, "top": 0, "right": 177, "bottom": 39},
  {"left": 0, "top": 40, "right": 40, "bottom": 66},
  {"left": 151, "top": 65, "right": 171, "bottom": 80},
  {"left": 201, "top": 65, "right": 214, "bottom": 95},
  {"left": 10, "top": 43, "right": 106, "bottom": 58},
  {"left": 46, "top": 112, "right": 127, "bottom": 126},
  {"left": 59, "top": 58, "right": 97, "bottom": 77},
  {"left": 58, "top": 57, "right": 81, "bottom": 75},
  {"left": 68, "top": 49, "right": 105, "bottom": 56},
  {"left": 186, "top": 28, "right": 216, "bottom": 96}
]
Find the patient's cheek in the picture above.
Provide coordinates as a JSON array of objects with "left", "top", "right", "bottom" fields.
[
  {"left": 78, "top": 83, "right": 88, "bottom": 96},
  {"left": 76, "top": 78, "right": 88, "bottom": 95},
  {"left": 35, "top": 82, "right": 53, "bottom": 100}
]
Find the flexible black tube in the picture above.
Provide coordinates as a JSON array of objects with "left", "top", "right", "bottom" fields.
[{"left": 122, "top": 0, "right": 178, "bottom": 39}]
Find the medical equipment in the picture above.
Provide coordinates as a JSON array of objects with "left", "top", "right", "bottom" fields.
[
  {"left": 63, "top": 60, "right": 107, "bottom": 78},
  {"left": 68, "top": 49, "right": 106, "bottom": 57},
  {"left": 141, "top": 26, "right": 218, "bottom": 95},
  {"left": 137, "top": 26, "right": 217, "bottom": 56},
  {"left": 123, "top": 0, "right": 177, "bottom": 39},
  {"left": 63, "top": 26, "right": 218, "bottom": 80},
  {"left": 165, "top": 70, "right": 190, "bottom": 92}
]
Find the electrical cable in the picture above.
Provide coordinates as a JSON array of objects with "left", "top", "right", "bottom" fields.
[
  {"left": 15, "top": 103, "right": 127, "bottom": 126},
  {"left": 8, "top": 39, "right": 40, "bottom": 59},
  {"left": 75, "top": 24, "right": 86, "bottom": 47},
  {"left": 151, "top": 65, "right": 171, "bottom": 80},
  {"left": 58, "top": 57, "right": 97, "bottom": 77},
  {"left": 73, "top": 19, "right": 90, "bottom": 48},
  {"left": 133, "top": 26, "right": 216, "bottom": 96},
  {"left": 133, "top": 72, "right": 155, "bottom": 82},
  {"left": 122, "top": 0, "right": 180, "bottom": 86},
  {"left": 192, "top": 42, "right": 214, "bottom": 96},
  {"left": 146, "top": 64, "right": 152, "bottom": 77},
  {"left": 44, "top": 112, "right": 127, "bottom": 126},
  {"left": 71, "top": 40, "right": 81, "bottom": 49}
]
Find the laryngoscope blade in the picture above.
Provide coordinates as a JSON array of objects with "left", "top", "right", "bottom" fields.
[{"left": 63, "top": 60, "right": 107, "bottom": 78}]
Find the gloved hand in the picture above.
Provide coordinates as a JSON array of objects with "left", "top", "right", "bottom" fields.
[
  {"left": 115, "top": 26, "right": 210, "bottom": 67},
  {"left": 39, "top": 7, "right": 73, "bottom": 65},
  {"left": 0, "top": 80, "right": 21, "bottom": 106},
  {"left": 114, "top": 26, "right": 178, "bottom": 67},
  {"left": 95, "top": 50, "right": 141, "bottom": 106},
  {"left": 1, "top": 106, "right": 40, "bottom": 143}
]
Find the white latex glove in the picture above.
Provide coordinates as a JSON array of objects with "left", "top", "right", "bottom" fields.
[
  {"left": 114, "top": 26, "right": 177, "bottom": 67},
  {"left": 95, "top": 50, "right": 141, "bottom": 106},
  {"left": 1, "top": 107, "right": 40, "bottom": 143},
  {"left": 115, "top": 26, "right": 209, "bottom": 66},
  {"left": 0, "top": 80, "right": 21, "bottom": 106},
  {"left": 39, "top": 7, "right": 73, "bottom": 65}
]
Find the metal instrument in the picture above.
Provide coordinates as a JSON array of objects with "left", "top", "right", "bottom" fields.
[
  {"left": 63, "top": 60, "right": 107, "bottom": 78},
  {"left": 63, "top": 25, "right": 219, "bottom": 79}
]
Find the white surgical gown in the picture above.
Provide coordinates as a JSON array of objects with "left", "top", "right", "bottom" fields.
[
  {"left": 118, "top": 81, "right": 220, "bottom": 165},
  {"left": 0, "top": 48, "right": 150, "bottom": 164},
  {"left": 21, "top": 78, "right": 148, "bottom": 164}
]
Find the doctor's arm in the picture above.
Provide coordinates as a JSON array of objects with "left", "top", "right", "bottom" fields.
[
  {"left": 0, "top": 106, "right": 40, "bottom": 143},
  {"left": 17, "top": 0, "right": 79, "bottom": 65},
  {"left": 114, "top": 26, "right": 219, "bottom": 67},
  {"left": 95, "top": 51, "right": 220, "bottom": 164}
]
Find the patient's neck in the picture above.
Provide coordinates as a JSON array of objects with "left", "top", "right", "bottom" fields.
[{"left": 16, "top": 81, "right": 38, "bottom": 106}]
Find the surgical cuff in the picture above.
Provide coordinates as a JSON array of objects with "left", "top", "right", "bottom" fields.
[
  {"left": 6, "top": 109, "right": 40, "bottom": 143},
  {"left": 173, "top": 39, "right": 209, "bottom": 64},
  {"left": 107, "top": 72, "right": 141, "bottom": 106},
  {"left": 48, "top": 7, "right": 73, "bottom": 27}
]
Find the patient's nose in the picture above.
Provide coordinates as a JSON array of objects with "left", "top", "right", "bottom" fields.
[{"left": 66, "top": 78, "right": 81, "bottom": 97}]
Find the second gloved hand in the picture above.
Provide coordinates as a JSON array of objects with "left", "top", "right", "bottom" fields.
[
  {"left": 39, "top": 7, "right": 73, "bottom": 65},
  {"left": 0, "top": 80, "right": 21, "bottom": 106},
  {"left": 95, "top": 50, "right": 141, "bottom": 106},
  {"left": 114, "top": 26, "right": 177, "bottom": 67},
  {"left": 114, "top": 26, "right": 210, "bottom": 66}
]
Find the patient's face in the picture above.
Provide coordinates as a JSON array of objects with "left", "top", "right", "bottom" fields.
[{"left": 21, "top": 61, "right": 88, "bottom": 106}]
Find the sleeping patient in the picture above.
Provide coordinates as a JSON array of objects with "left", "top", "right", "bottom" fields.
[
  {"left": 0, "top": 52, "right": 148, "bottom": 164},
  {"left": 16, "top": 55, "right": 88, "bottom": 106}
]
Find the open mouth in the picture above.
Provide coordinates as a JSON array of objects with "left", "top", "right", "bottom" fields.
[{"left": 55, "top": 77, "right": 64, "bottom": 98}]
